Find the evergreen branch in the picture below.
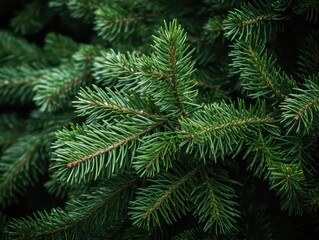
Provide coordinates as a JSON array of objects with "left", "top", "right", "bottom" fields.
[
  {"left": 139, "top": 19, "right": 198, "bottom": 116},
  {"left": 191, "top": 168, "right": 240, "bottom": 235},
  {"left": 44, "top": 33, "right": 80, "bottom": 64},
  {"left": 179, "top": 100, "right": 278, "bottom": 161},
  {"left": 74, "top": 85, "right": 166, "bottom": 124},
  {"left": 66, "top": 125, "right": 156, "bottom": 168},
  {"left": 278, "top": 135, "right": 319, "bottom": 178},
  {"left": 94, "top": 3, "right": 144, "bottom": 41},
  {"left": 0, "top": 65, "right": 44, "bottom": 103},
  {"left": 93, "top": 49, "right": 140, "bottom": 90},
  {"left": 230, "top": 38, "right": 296, "bottom": 101},
  {"left": 33, "top": 64, "right": 88, "bottom": 111},
  {"left": 130, "top": 165, "right": 200, "bottom": 229},
  {"left": 297, "top": 31, "right": 319, "bottom": 78},
  {"left": 133, "top": 131, "right": 178, "bottom": 177},
  {"left": 47, "top": 73, "right": 84, "bottom": 103},
  {"left": 186, "top": 116, "right": 274, "bottom": 138},
  {"left": 243, "top": 134, "right": 282, "bottom": 179},
  {"left": 0, "top": 113, "right": 71, "bottom": 207},
  {"left": 52, "top": 122, "right": 161, "bottom": 184},
  {"left": 281, "top": 75, "right": 319, "bottom": 135},
  {"left": 9, "top": 174, "right": 137, "bottom": 239},
  {"left": 73, "top": 44, "right": 105, "bottom": 70},
  {"left": 169, "top": 43, "right": 185, "bottom": 114},
  {"left": 269, "top": 163, "right": 306, "bottom": 215},
  {"left": 10, "top": 0, "right": 51, "bottom": 35},
  {"left": 203, "top": 16, "right": 224, "bottom": 42},
  {"left": 0, "top": 31, "right": 46, "bottom": 65},
  {"left": 294, "top": 97, "right": 319, "bottom": 121},
  {"left": 0, "top": 134, "right": 47, "bottom": 207},
  {"left": 0, "top": 135, "right": 16, "bottom": 149},
  {"left": 223, "top": 1, "right": 283, "bottom": 40},
  {"left": 295, "top": 0, "right": 319, "bottom": 23},
  {"left": 67, "top": 0, "right": 104, "bottom": 21}
]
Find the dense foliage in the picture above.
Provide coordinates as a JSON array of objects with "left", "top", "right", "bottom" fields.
[{"left": 0, "top": 0, "right": 319, "bottom": 239}]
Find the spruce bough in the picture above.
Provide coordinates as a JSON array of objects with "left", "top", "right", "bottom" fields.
[{"left": 0, "top": 0, "right": 319, "bottom": 239}]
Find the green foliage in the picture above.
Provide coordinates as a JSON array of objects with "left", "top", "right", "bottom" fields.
[
  {"left": 130, "top": 166, "right": 197, "bottom": 229},
  {"left": 0, "top": 65, "right": 44, "bottom": 104},
  {"left": 230, "top": 37, "right": 296, "bottom": 101},
  {"left": 223, "top": 1, "right": 283, "bottom": 41},
  {"left": 190, "top": 168, "right": 240, "bottom": 234},
  {"left": 33, "top": 63, "right": 89, "bottom": 111},
  {"left": 297, "top": 31, "right": 319, "bottom": 78},
  {"left": 269, "top": 163, "right": 306, "bottom": 215},
  {"left": 295, "top": 0, "right": 319, "bottom": 22},
  {"left": 92, "top": 50, "right": 141, "bottom": 90},
  {"left": 0, "top": 31, "right": 46, "bottom": 66},
  {"left": 1, "top": 0, "right": 319, "bottom": 239},
  {"left": 0, "top": 113, "right": 71, "bottom": 207},
  {"left": 8, "top": 174, "right": 137, "bottom": 239},
  {"left": 281, "top": 75, "right": 319, "bottom": 135},
  {"left": 10, "top": 0, "right": 52, "bottom": 35},
  {"left": 179, "top": 100, "right": 277, "bottom": 161}
]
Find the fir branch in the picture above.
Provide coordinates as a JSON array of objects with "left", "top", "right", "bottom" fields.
[
  {"left": 67, "top": 0, "right": 104, "bottom": 21},
  {"left": 179, "top": 100, "right": 277, "bottom": 161},
  {"left": 297, "top": 31, "right": 319, "bottom": 78},
  {"left": 33, "top": 64, "right": 88, "bottom": 111},
  {"left": 186, "top": 116, "right": 274, "bottom": 139},
  {"left": 278, "top": 135, "right": 319, "bottom": 178},
  {"left": 9, "top": 174, "right": 137, "bottom": 239},
  {"left": 44, "top": 33, "right": 80, "bottom": 64},
  {"left": 10, "top": 0, "right": 51, "bottom": 35},
  {"left": 0, "top": 134, "right": 47, "bottom": 207},
  {"left": 74, "top": 85, "right": 166, "bottom": 124},
  {"left": 139, "top": 19, "right": 198, "bottom": 116},
  {"left": 230, "top": 38, "right": 296, "bottom": 101},
  {"left": 66, "top": 125, "right": 156, "bottom": 169},
  {"left": 171, "top": 227, "right": 205, "bottom": 240},
  {"left": 203, "top": 16, "right": 224, "bottom": 42},
  {"left": 281, "top": 75, "right": 319, "bottom": 135},
  {"left": 47, "top": 74, "right": 84, "bottom": 103},
  {"left": 223, "top": 1, "right": 283, "bottom": 41},
  {"left": 130, "top": 165, "right": 200, "bottom": 229},
  {"left": 0, "top": 113, "right": 71, "bottom": 207},
  {"left": 0, "top": 31, "right": 46, "bottom": 65},
  {"left": 243, "top": 134, "right": 282, "bottom": 180},
  {"left": 73, "top": 44, "right": 105, "bottom": 70},
  {"left": 191, "top": 168, "right": 240, "bottom": 235},
  {"left": 93, "top": 49, "right": 140, "bottom": 90},
  {"left": 304, "top": 182, "right": 319, "bottom": 212},
  {"left": 0, "top": 65, "right": 45, "bottom": 103},
  {"left": 133, "top": 131, "right": 178, "bottom": 177},
  {"left": 52, "top": 122, "right": 161, "bottom": 184},
  {"left": 94, "top": 3, "right": 144, "bottom": 41},
  {"left": 295, "top": 0, "right": 319, "bottom": 23},
  {"left": 269, "top": 163, "right": 306, "bottom": 215}
]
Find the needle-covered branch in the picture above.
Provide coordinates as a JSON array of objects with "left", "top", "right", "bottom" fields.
[
  {"left": 179, "top": 100, "right": 277, "bottom": 161},
  {"left": 9, "top": 174, "right": 137, "bottom": 240}
]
